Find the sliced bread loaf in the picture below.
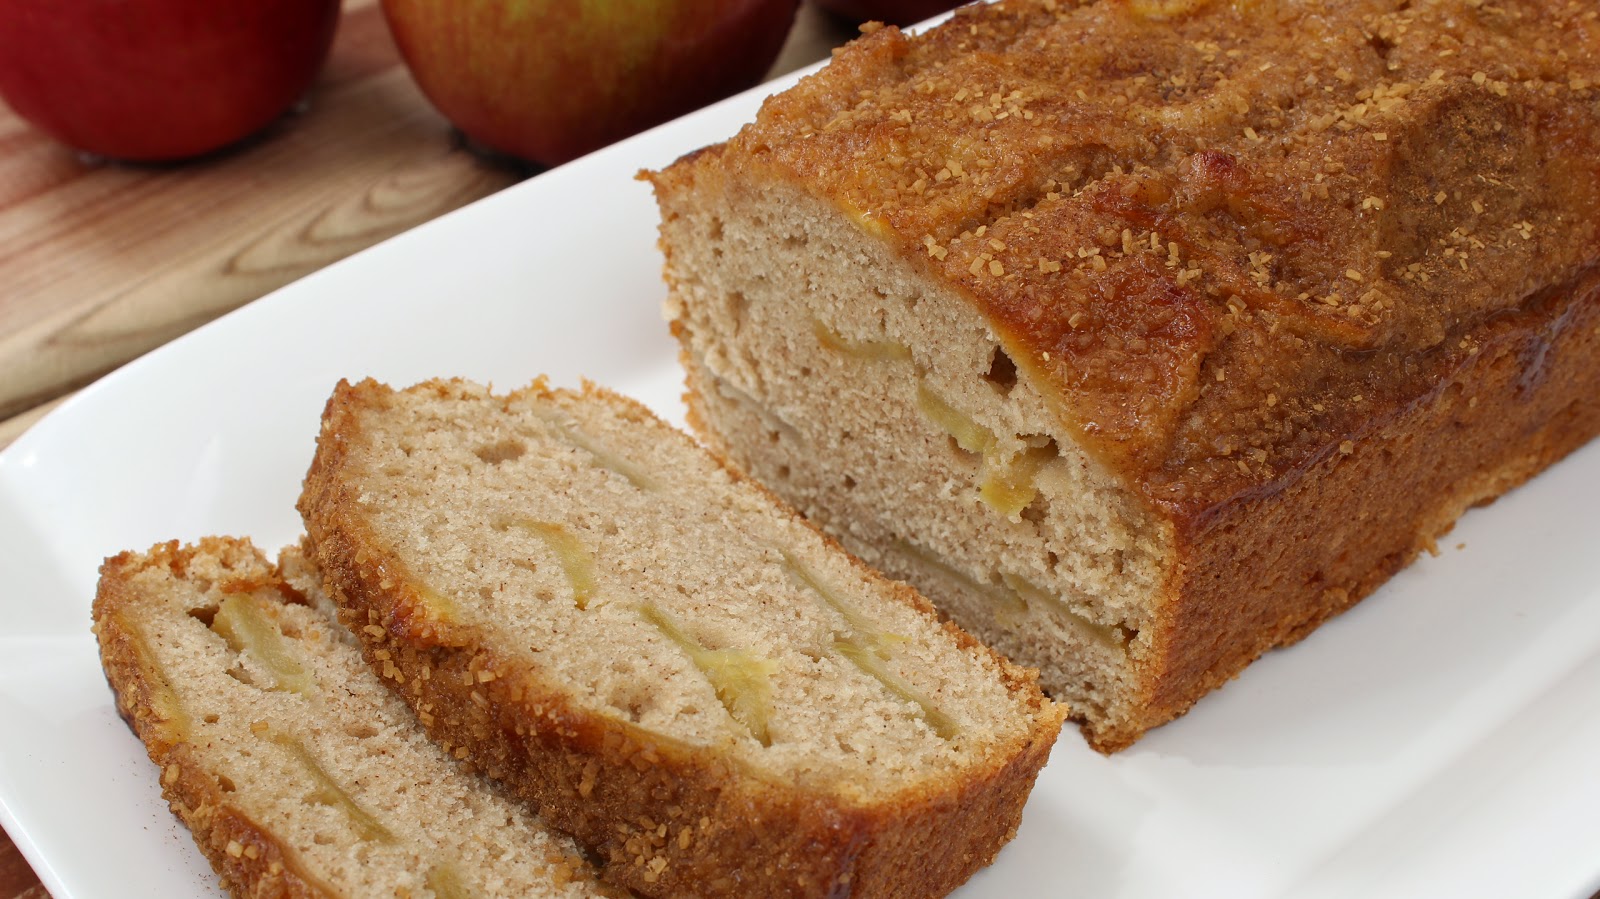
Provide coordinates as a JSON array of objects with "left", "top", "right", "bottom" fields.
[
  {"left": 93, "top": 537, "right": 621, "bottom": 899},
  {"left": 297, "top": 378, "right": 1065, "bottom": 899}
]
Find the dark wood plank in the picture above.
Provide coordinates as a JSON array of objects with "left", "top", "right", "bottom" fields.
[{"left": 0, "top": 830, "right": 44, "bottom": 899}]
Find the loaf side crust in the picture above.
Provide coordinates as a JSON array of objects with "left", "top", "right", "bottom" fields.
[
  {"left": 299, "top": 378, "right": 1066, "bottom": 898},
  {"left": 1133, "top": 266, "right": 1600, "bottom": 749}
]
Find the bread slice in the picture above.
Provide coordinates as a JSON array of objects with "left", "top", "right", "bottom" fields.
[
  {"left": 93, "top": 537, "right": 621, "bottom": 899},
  {"left": 297, "top": 378, "right": 1065, "bottom": 899},
  {"left": 645, "top": 0, "right": 1600, "bottom": 751}
]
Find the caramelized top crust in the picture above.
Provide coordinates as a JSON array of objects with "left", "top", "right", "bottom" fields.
[{"left": 662, "top": 0, "right": 1600, "bottom": 520}]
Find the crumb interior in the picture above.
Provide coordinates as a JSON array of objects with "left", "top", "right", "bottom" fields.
[
  {"left": 111, "top": 541, "right": 611, "bottom": 898},
  {"left": 341, "top": 383, "right": 1035, "bottom": 797},
  {"left": 658, "top": 178, "right": 1171, "bottom": 730}
]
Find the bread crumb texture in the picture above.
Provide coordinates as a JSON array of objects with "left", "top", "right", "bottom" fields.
[
  {"left": 298, "top": 378, "right": 1065, "bottom": 898},
  {"left": 92, "top": 537, "right": 619, "bottom": 899}
]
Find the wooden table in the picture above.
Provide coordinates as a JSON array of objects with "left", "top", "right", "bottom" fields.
[{"left": 0, "top": 2, "right": 855, "bottom": 895}]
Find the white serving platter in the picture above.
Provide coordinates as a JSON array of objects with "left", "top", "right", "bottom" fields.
[{"left": 2, "top": 39, "right": 1598, "bottom": 899}]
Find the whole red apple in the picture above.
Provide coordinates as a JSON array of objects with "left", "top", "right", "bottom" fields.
[
  {"left": 382, "top": 0, "right": 800, "bottom": 167},
  {"left": 0, "top": 0, "right": 340, "bottom": 162},
  {"left": 815, "top": 0, "right": 965, "bottom": 27}
]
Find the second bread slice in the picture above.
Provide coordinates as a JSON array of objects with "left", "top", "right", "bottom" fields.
[{"left": 299, "top": 378, "right": 1065, "bottom": 899}]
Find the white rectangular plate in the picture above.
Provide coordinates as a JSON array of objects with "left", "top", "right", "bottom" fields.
[{"left": 2, "top": 53, "right": 1599, "bottom": 899}]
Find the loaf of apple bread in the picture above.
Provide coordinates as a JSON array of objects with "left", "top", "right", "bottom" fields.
[
  {"left": 92, "top": 537, "right": 620, "bottom": 899},
  {"left": 297, "top": 378, "right": 1065, "bottom": 899},
  {"left": 646, "top": 0, "right": 1600, "bottom": 750}
]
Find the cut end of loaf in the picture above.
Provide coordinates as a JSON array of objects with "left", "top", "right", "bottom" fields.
[{"left": 652, "top": 169, "right": 1166, "bottom": 751}]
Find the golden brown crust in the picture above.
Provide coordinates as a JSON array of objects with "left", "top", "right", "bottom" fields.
[
  {"left": 653, "top": 0, "right": 1600, "bottom": 516},
  {"left": 298, "top": 378, "right": 1065, "bottom": 898},
  {"left": 1107, "top": 265, "right": 1600, "bottom": 751},
  {"left": 93, "top": 541, "right": 335, "bottom": 899}
]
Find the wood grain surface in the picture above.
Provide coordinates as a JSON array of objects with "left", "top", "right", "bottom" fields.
[
  {"left": 0, "top": 0, "right": 850, "bottom": 441},
  {"left": 0, "top": 2, "right": 853, "bottom": 896},
  {"left": 0, "top": 0, "right": 515, "bottom": 429},
  {"left": 0, "top": 839, "right": 46, "bottom": 899}
]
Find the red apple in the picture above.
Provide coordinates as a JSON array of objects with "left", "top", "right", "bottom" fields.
[
  {"left": 381, "top": 0, "right": 800, "bottom": 167},
  {"left": 815, "top": 0, "right": 965, "bottom": 27},
  {"left": 0, "top": 0, "right": 340, "bottom": 162}
]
